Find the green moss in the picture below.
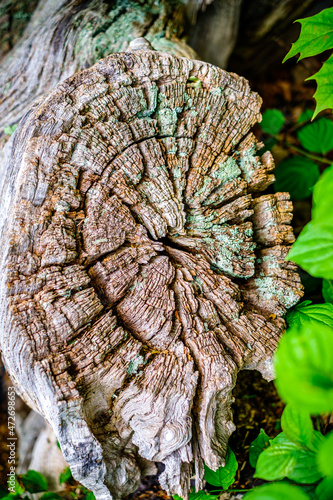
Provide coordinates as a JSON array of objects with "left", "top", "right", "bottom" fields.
[
  {"left": 187, "top": 76, "right": 202, "bottom": 89},
  {"left": 191, "top": 177, "right": 213, "bottom": 201},
  {"left": 4, "top": 124, "right": 18, "bottom": 136},
  {"left": 139, "top": 84, "right": 158, "bottom": 117},
  {"left": 244, "top": 227, "right": 253, "bottom": 238},
  {"left": 173, "top": 170, "right": 182, "bottom": 178}
]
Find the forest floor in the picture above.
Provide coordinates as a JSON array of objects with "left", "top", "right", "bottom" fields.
[{"left": 0, "top": 50, "right": 331, "bottom": 496}]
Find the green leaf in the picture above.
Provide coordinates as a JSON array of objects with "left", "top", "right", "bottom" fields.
[
  {"left": 281, "top": 404, "right": 313, "bottom": 447},
  {"left": 243, "top": 482, "right": 310, "bottom": 500},
  {"left": 307, "top": 54, "right": 333, "bottom": 118},
  {"left": 312, "top": 165, "right": 333, "bottom": 223},
  {"left": 59, "top": 466, "right": 72, "bottom": 485},
  {"left": 174, "top": 492, "right": 218, "bottom": 500},
  {"left": 317, "top": 432, "right": 333, "bottom": 477},
  {"left": 322, "top": 280, "right": 333, "bottom": 303},
  {"left": 3, "top": 124, "right": 18, "bottom": 136},
  {"left": 0, "top": 497, "right": 22, "bottom": 500},
  {"left": 274, "top": 156, "right": 319, "bottom": 200},
  {"left": 299, "top": 429, "right": 325, "bottom": 454},
  {"left": 40, "top": 494, "right": 63, "bottom": 500},
  {"left": 297, "top": 118, "right": 333, "bottom": 154},
  {"left": 85, "top": 493, "right": 96, "bottom": 500},
  {"left": 254, "top": 434, "right": 297, "bottom": 480},
  {"left": 189, "top": 492, "right": 217, "bottom": 500},
  {"left": 20, "top": 470, "right": 48, "bottom": 494},
  {"left": 274, "top": 323, "right": 333, "bottom": 414},
  {"left": 254, "top": 432, "right": 322, "bottom": 483},
  {"left": 204, "top": 447, "right": 238, "bottom": 488},
  {"left": 286, "top": 302, "right": 333, "bottom": 330},
  {"left": 315, "top": 476, "right": 333, "bottom": 500},
  {"left": 283, "top": 7, "right": 333, "bottom": 62},
  {"left": 289, "top": 166, "right": 333, "bottom": 278},
  {"left": 260, "top": 109, "right": 285, "bottom": 135},
  {"left": 14, "top": 480, "right": 24, "bottom": 496},
  {"left": 287, "top": 222, "right": 333, "bottom": 279},
  {"left": 249, "top": 429, "right": 271, "bottom": 468}
]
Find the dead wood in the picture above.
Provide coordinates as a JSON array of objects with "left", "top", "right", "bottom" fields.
[
  {"left": 0, "top": 46, "right": 303, "bottom": 499},
  {"left": 0, "top": 0, "right": 195, "bottom": 132}
]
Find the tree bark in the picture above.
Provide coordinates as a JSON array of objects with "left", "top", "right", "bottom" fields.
[
  {"left": 0, "top": 0, "right": 195, "bottom": 132},
  {"left": 0, "top": 2, "right": 304, "bottom": 499}
]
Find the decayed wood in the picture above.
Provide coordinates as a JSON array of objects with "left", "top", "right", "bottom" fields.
[
  {"left": 0, "top": 47, "right": 303, "bottom": 499},
  {"left": 0, "top": 0, "right": 195, "bottom": 132}
]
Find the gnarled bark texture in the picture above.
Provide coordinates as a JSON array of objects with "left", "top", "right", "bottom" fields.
[
  {"left": 0, "top": 47, "right": 303, "bottom": 499},
  {"left": 0, "top": 0, "right": 195, "bottom": 132}
]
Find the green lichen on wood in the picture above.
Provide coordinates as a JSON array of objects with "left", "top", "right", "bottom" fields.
[
  {"left": 254, "top": 277, "right": 298, "bottom": 309},
  {"left": 73, "top": 0, "right": 189, "bottom": 68},
  {"left": 157, "top": 107, "right": 178, "bottom": 135},
  {"left": 127, "top": 354, "right": 146, "bottom": 375},
  {"left": 238, "top": 145, "right": 257, "bottom": 182},
  {"left": 213, "top": 157, "right": 241, "bottom": 184}
]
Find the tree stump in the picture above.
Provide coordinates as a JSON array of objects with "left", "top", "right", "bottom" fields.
[{"left": 0, "top": 46, "right": 303, "bottom": 499}]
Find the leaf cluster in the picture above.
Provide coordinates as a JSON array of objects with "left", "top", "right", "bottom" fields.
[
  {"left": 1, "top": 468, "right": 95, "bottom": 500},
  {"left": 245, "top": 302, "right": 333, "bottom": 500},
  {"left": 283, "top": 7, "right": 333, "bottom": 118},
  {"left": 246, "top": 38, "right": 333, "bottom": 492}
]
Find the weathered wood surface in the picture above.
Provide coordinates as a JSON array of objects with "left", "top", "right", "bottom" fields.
[
  {"left": 0, "top": 0, "right": 195, "bottom": 132},
  {"left": 0, "top": 48, "right": 303, "bottom": 499}
]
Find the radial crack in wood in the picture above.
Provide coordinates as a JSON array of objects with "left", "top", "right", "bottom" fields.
[{"left": 0, "top": 49, "right": 303, "bottom": 499}]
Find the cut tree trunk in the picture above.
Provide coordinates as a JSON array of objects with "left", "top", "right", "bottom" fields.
[{"left": 0, "top": 39, "right": 303, "bottom": 500}]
